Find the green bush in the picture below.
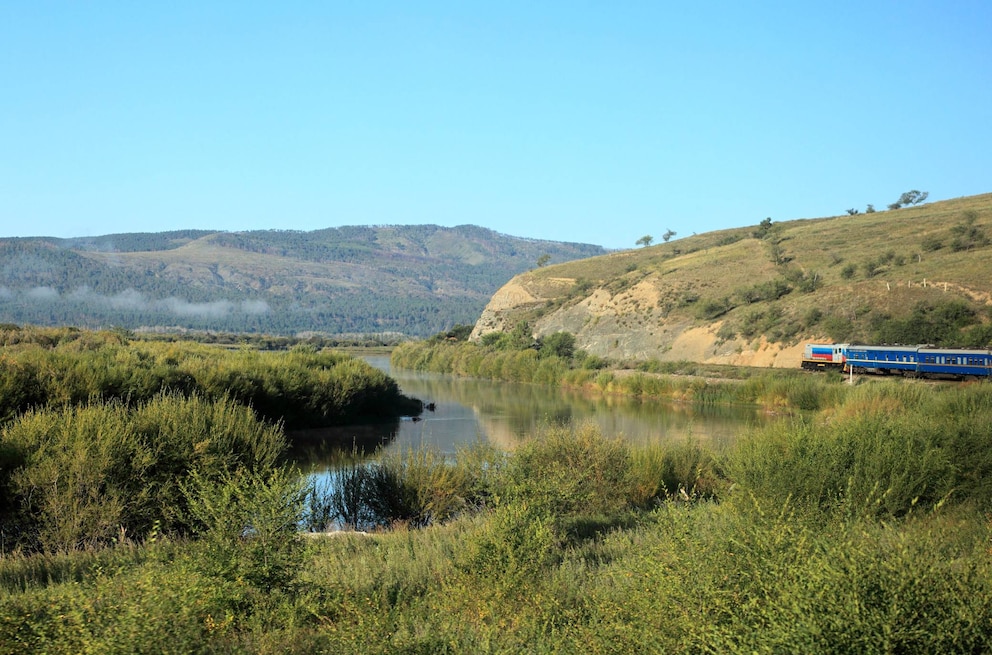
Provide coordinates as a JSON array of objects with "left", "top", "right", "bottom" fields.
[
  {"left": 499, "top": 422, "right": 634, "bottom": 519},
  {"left": 0, "top": 338, "right": 419, "bottom": 431},
  {"left": 725, "top": 384, "right": 992, "bottom": 517},
  {"left": 0, "top": 394, "right": 285, "bottom": 552},
  {"left": 183, "top": 468, "right": 308, "bottom": 594},
  {"left": 629, "top": 439, "right": 726, "bottom": 504},
  {"left": 456, "top": 503, "right": 563, "bottom": 587}
]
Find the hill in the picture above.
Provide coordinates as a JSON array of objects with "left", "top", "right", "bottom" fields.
[
  {"left": 470, "top": 193, "right": 992, "bottom": 367},
  {"left": 0, "top": 225, "right": 606, "bottom": 336}
]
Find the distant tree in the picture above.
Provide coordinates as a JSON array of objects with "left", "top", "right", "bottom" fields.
[
  {"left": 899, "top": 190, "right": 929, "bottom": 206},
  {"left": 662, "top": 229, "right": 676, "bottom": 242},
  {"left": 752, "top": 217, "right": 773, "bottom": 239},
  {"left": 538, "top": 331, "right": 576, "bottom": 359},
  {"left": 888, "top": 190, "right": 929, "bottom": 210},
  {"left": 846, "top": 208, "right": 860, "bottom": 216},
  {"left": 430, "top": 323, "right": 474, "bottom": 343},
  {"left": 865, "top": 204, "right": 876, "bottom": 213},
  {"left": 536, "top": 254, "right": 551, "bottom": 268},
  {"left": 636, "top": 235, "right": 654, "bottom": 247}
]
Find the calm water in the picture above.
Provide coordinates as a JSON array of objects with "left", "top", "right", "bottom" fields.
[{"left": 289, "top": 356, "right": 768, "bottom": 475}]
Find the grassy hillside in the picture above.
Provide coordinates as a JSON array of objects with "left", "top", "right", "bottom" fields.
[
  {"left": 472, "top": 193, "right": 992, "bottom": 364},
  {"left": 0, "top": 225, "right": 605, "bottom": 336}
]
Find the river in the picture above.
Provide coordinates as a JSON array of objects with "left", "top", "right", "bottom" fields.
[{"left": 289, "top": 356, "right": 768, "bottom": 475}]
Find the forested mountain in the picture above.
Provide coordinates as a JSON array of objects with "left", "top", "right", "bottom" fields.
[{"left": 0, "top": 225, "right": 605, "bottom": 336}]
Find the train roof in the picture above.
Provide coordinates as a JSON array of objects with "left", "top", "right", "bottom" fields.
[{"left": 918, "top": 347, "right": 992, "bottom": 355}]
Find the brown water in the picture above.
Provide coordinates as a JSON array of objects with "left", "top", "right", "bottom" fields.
[{"left": 290, "top": 356, "right": 768, "bottom": 475}]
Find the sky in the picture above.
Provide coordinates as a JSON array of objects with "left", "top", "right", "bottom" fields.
[{"left": 2, "top": 2, "right": 990, "bottom": 250}]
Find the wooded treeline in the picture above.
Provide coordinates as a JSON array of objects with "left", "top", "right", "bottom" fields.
[{"left": 0, "top": 225, "right": 606, "bottom": 336}]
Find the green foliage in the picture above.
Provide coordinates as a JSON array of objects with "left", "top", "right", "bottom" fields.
[
  {"left": 893, "top": 189, "right": 929, "bottom": 208},
  {"left": 537, "top": 331, "right": 576, "bottom": 359},
  {"left": 1, "top": 394, "right": 285, "bottom": 552},
  {"left": 803, "top": 307, "right": 823, "bottom": 326},
  {"left": 480, "top": 321, "right": 535, "bottom": 352},
  {"left": 0, "top": 336, "right": 419, "bottom": 430},
  {"left": 499, "top": 422, "right": 634, "bottom": 519},
  {"left": 323, "top": 463, "right": 403, "bottom": 531},
  {"left": 840, "top": 262, "right": 857, "bottom": 279},
  {"left": 427, "top": 324, "right": 474, "bottom": 343},
  {"left": 949, "top": 215, "right": 990, "bottom": 251},
  {"left": 457, "top": 502, "right": 563, "bottom": 587},
  {"left": 635, "top": 235, "right": 653, "bottom": 247},
  {"left": 4, "top": 383, "right": 992, "bottom": 651},
  {"left": 314, "top": 443, "right": 504, "bottom": 532},
  {"left": 872, "top": 299, "right": 978, "bottom": 345},
  {"left": 726, "top": 384, "right": 992, "bottom": 517},
  {"left": 735, "top": 278, "right": 791, "bottom": 304},
  {"left": 821, "top": 314, "right": 855, "bottom": 341},
  {"left": 752, "top": 216, "right": 773, "bottom": 239},
  {"left": 629, "top": 439, "right": 725, "bottom": 504},
  {"left": 694, "top": 296, "right": 734, "bottom": 320},
  {"left": 183, "top": 467, "right": 308, "bottom": 593}
]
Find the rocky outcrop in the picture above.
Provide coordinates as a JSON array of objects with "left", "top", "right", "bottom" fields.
[{"left": 471, "top": 273, "right": 804, "bottom": 368}]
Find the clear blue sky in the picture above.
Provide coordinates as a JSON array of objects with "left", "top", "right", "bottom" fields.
[{"left": 2, "top": 2, "right": 990, "bottom": 249}]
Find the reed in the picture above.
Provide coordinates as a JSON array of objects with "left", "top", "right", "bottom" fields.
[
  {"left": 4, "top": 383, "right": 992, "bottom": 652},
  {"left": 0, "top": 393, "right": 286, "bottom": 553},
  {"left": 0, "top": 336, "right": 420, "bottom": 430},
  {"left": 392, "top": 339, "right": 863, "bottom": 414}
]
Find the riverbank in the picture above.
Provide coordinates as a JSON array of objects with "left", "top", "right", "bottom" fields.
[
  {"left": 390, "top": 338, "right": 858, "bottom": 412},
  {"left": 4, "top": 328, "right": 992, "bottom": 651},
  {"left": 4, "top": 384, "right": 992, "bottom": 652}
]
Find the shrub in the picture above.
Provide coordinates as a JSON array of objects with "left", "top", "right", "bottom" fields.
[
  {"left": 457, "top": 503, "right": 563, "bottom": 588},
  {"left": 538, "top": 331, "right": 576, "bottom": 360},
  {"left": 499, "top": 422, "right": 634, "bottom": 519},
  {"left": 0, "top": 394, "right": 285, "bottom": 552},
  {"left": 695, "top": 297, "right": 734, "bottom": 320},
  {"left": 629, "top": 439, "right": 726, "bottom": 505},
  {"left": 182, "top": 468, "right": 308, "bottom": 593}
]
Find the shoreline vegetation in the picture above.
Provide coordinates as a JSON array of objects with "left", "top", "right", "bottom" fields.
[
  {"left": 391, "top": 333, "right": 854, "bottom": 413},
  {"left": 2, "top": 326, "right": 992, "bottom": 652}
]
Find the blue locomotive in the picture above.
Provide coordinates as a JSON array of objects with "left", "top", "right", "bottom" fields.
[{"left": 802, "top": 342, "right": 992, "bottom": 380}]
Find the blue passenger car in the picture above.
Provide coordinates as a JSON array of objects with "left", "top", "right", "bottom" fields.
[
  {"left": 844, "top": 345, "right": 920, "bottom": 376},
  {"left": 917, "top": 348, "right": 992, "bottom": 379}
]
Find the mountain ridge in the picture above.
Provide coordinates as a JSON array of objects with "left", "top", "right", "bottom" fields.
[{"left": 0, "top": 224, "right": 606, "bottom": 336}]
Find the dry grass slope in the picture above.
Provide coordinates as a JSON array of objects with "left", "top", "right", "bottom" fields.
[{"left": 473, "top": 193, "right": 992, "bottom": 365}]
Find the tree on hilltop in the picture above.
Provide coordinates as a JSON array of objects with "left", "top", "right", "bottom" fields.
[
  {"left": 888, "top": 190, "right": 929, "bottom": 210},
  {"left": 636, "top": 235, "right": 654, "bottom": 247}
]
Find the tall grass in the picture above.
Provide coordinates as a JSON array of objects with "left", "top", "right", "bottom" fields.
[
  {"left": 392, "top": 339, "right": 859, "bottom": 412},
  {"left": 3, "top": 382, "right": 992, "bottom": 652},
  {"left": 727, "top": 382, "right": 992, "bottom": 516},
  {"left": 1, "top": 393, "right": 285, "bottom": 553},
  {"left": 0, "top": 335, "right": 420, "bottom": 430}
]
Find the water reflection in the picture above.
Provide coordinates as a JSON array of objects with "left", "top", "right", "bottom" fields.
[{"left": 287, "top": 356, "right": 768, "bottom": 474}]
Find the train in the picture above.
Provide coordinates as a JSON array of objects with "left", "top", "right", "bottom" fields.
[{"left": 801, "top": 342, "right": 992, "bottom": 380}]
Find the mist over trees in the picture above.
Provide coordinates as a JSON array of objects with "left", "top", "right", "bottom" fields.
[{"left": 0, "top": 225, "right": 605, "bottom": 337}]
